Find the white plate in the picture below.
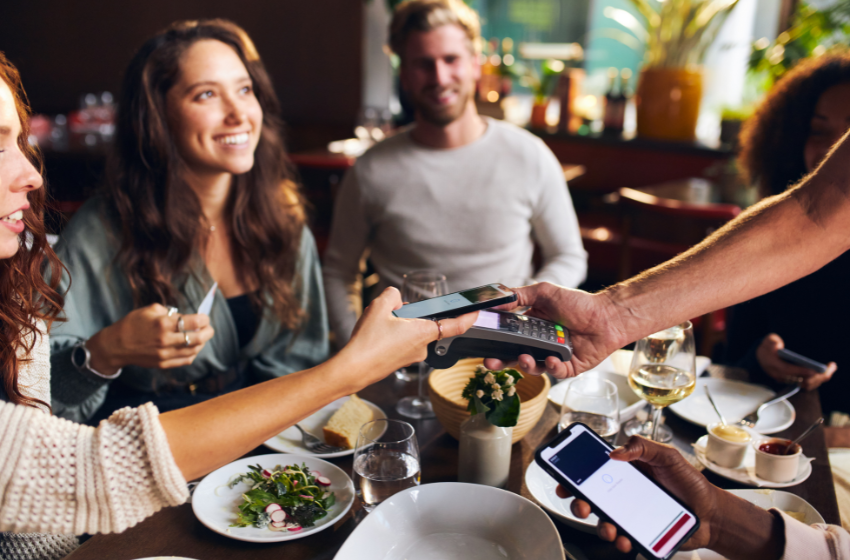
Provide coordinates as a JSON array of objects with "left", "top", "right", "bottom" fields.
[
  {"left": 548, "top": 351, "right": 711, "bottom": 422},
  {"left": 334, "top": 482, "right": 564, "bottom": 560},
  {"left": 693, "top": 435, "right": 813, "bottom": 488},
  {"left": 263, "top": 397, "right": 386, "bottom": 458},
  {"left": 639, "top": 489, "right": 824, "bottom": 560},
  {"left": 525, "top": 460, "right": 598, "bottom": 533},
  {"left": 669, "top": 378, "right": 795, "bottom": 434},
  {"left": 191, "top": 453, "right": 355, "bottom": 543}
]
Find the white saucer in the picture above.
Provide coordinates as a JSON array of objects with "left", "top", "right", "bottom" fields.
[
  {"left": 263, "top": 396, "right": 386, "bottom": 458},
  {"left": 669, "top": 378, "right": 795, "bottom": 434},
  {"left": 694, "top": 434, "right": 813, "bottom": 488}
]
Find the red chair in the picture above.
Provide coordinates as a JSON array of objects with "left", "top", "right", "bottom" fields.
[{"left": 617, "top": 186, "right": 741, "bottom": 356}]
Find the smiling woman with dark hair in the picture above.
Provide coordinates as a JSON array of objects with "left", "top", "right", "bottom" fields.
[{"left": 48, "top": 19, "right": 330, "bottom": 423}]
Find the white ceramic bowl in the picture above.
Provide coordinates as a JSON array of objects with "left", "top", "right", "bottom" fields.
[
  {"left": 705, "top": 422, "right": 751, "bottom": 468},
  {"left": 753, "top": 438, "right": 803, "bottom": 483},
  {"left": 334, "top": 483, "right": 564, "bottom": 560}
]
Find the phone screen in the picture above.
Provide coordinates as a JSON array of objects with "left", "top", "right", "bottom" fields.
[
  {"left": 393, "top": 284, "right": 514, "bottom": 319},
  {"left": 539, "top": 425, "right": 697, "bottom": 559}
]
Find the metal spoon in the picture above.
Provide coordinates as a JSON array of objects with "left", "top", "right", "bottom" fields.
[
  {"left": 704, "top": 385, "right": 728, "bottom": 425},
  {"left": 785, "top": 417, "right": 824, "bottom": 455}
]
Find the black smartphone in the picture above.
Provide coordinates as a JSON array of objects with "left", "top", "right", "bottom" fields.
[
  {"left": 535, "top": 422, "right": 700, "bottom": 560},
  {"left": 777, "top": 348, "right": 828, "bottom": 374},
  {"left": 392, "top": 283, "right": 517, "bottom": 320}
]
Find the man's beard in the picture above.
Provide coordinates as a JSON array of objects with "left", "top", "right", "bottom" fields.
[{"left": 410, "top": 85, "right": 472, "bottom": 126}]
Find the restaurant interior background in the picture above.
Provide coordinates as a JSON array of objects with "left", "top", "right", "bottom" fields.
[{"left": 1, "top": 0, "right": 847, "bottom": 358}]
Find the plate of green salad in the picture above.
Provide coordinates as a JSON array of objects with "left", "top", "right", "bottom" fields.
[{"left": 191, "top": 453, "right": 355, "bottom": 542}]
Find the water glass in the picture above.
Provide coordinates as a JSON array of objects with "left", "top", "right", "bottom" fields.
[
  {"left": 352, "top": 419, "right": 421, "bottom": 512},
  {"left": 396, "top": 270, "right": 447, "bottom": 419},
  {"left": 559, "top": 376, "right": 620, "bottom": 443}
]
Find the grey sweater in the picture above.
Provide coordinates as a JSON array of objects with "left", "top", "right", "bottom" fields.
[
  {"left": 49, "top": 198, "right": 329, "bottom": 422},
  {"left": 323, "top": 118, "right": 587, "bottom": 344}
]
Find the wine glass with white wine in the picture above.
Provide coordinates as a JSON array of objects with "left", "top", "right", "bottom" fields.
[{"left": 624, "top": 322, "right": 696, "bottom": 443}]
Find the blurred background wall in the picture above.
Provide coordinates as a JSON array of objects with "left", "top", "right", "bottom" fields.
[{"left": 0, "top": 0, "right": 363, "bottom": 151}]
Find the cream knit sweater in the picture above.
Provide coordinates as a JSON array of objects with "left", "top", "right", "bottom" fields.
[{"left": 0, "top": 323, "right": 189, "bottom": 558}]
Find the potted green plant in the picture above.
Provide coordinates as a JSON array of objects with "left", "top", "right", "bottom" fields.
[
  {"left": 514, "top": 59, "right": 565, "bottom": 129},
  {"left": 748, "top": 0, "right": 850, "bottom": 87},
  {"left": 605, "top": 0, "right": 740, "bottom": 141}
]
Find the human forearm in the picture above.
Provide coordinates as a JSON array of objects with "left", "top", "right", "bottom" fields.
[
  {"left": 605, "top": 131, "right": 850, "bottom": 341},
  {"left": 159, "top": 354, "right": 362, "bottom": 481},
  {"left": 709, "top": 488, "right": 784, "bottom": 560}
]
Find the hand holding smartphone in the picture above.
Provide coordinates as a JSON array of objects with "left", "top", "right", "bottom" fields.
[
  {"left": 776, "top": 348, "right": 828, "bottom": 374},
  {"left": 392, "top": 283, "right": 517, "bottom": 320},
  {"left": 535, "top": 423, "right": 699, "bottom": 559}
]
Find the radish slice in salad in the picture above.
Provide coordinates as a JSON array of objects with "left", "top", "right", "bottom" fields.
[
  {"left": 262, "top": 469, "right": 273, "bottom": 478},
  {"left": 269, "top": 509, "right": 287, "bottom": 523},
  {"left": 285, "top": 523, "right": 302, "bottom": 531},
  {"left": 316, "top": 476, "right": 332, "bottom": 487},
  {"left": 269, "top": 521, "right": 287, "bottom": 531},
  {"left": 264, "top": 503, "right": 282, "bottom": 514}
]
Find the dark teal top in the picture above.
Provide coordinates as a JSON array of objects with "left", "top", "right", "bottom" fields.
[{"left": 49, "top": 198, "right": 330, "bottom": 422}]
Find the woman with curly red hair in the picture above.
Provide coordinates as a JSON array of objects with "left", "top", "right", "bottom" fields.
[
  {"left": 0, "top": 48, "right": 476, "bottom": 560},
  {"left": 725, "top": 52, "right": 850, "bottom": 440}
]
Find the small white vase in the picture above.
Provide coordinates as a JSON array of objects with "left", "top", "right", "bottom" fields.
[{"left": 457, "top": 413, "right": 513, "bottom": 488}]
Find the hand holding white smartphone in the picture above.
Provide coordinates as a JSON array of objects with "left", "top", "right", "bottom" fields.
[{"left": 535, "top": 423, "right": 699, "bottom": 560}]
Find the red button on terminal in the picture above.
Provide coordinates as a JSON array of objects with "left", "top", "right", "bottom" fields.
[{"left": 557, "top": 337, "right": 565, "bottom": 344}]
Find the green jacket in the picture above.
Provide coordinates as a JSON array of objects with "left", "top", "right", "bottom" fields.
[{"left": 50, "top": 198, "right": 329, "bottom": 422}]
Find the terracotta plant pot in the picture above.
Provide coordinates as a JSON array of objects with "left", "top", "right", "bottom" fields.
[
  {"left": 530, "top": 100, "right": 550, "bottom": 129},
  {"left": 636, "top": 67, "right": 702, "bottom": 142}
]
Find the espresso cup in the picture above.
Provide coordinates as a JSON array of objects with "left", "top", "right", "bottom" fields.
[
  {"left": 753, "top": 437, "right": 801, "bottom": 483},
  {"left": 705, "top": 422, "right": 750, "bottom": 468}
]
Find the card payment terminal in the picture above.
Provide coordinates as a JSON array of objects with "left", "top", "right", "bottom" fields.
[{"left": 425, "top": 310, "right": 573, "bottom": 369}]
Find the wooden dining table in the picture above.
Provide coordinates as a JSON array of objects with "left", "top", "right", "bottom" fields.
[{"left": 67, "top": 364, "right": 840, "bottom": 560}]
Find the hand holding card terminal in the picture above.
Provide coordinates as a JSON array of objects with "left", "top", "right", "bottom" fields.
[{"left": 425, "top": 310, "right": 573, "bottom": 369}]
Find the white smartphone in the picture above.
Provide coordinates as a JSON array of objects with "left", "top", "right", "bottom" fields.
[{"left": 535, "top": 422, "right": 699, "bottom": 560}]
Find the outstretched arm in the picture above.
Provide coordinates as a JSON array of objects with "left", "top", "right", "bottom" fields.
[
  {"left": 487, "top": 129, "right": 850, "bottom": 378},
  {"left": 161, "top": 287, "right": 477, "bottom": 480}
]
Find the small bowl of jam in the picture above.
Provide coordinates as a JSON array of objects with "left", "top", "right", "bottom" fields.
[{"left": 753, "top": 437, "right": 802, "bottom": 482}]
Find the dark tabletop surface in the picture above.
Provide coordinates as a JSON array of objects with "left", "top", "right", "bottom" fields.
[{"left": 66, "top": 365, "right": 839, "bottom": 560}]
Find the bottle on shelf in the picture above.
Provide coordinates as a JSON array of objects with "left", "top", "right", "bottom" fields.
[{"left": 603, "top": 67, "right": 623, "bottom": 135}]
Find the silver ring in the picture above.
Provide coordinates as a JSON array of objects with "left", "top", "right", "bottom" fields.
[
  {"left": 435, "top": 319, "right": 443, "bottom": 341},
  {"left": 177, "top": 317, "right": 185, "bottom": 333},
  {"left": 184, "top": 332, "right": 191, "bottom": 347},
  {"left": 167, "top": 307, "right": 178, "bottom": 317}
]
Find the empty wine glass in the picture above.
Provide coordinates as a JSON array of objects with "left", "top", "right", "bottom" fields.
[
  {"left": 396, "top": 270, "right": 447, "bottom": 419},
  {"left": 624, "top": 322, "right": 696, "bottom": 443},
  {"left": 352, "top": 419, "right": 420, "bottom": 512},
  {"left": 559, "top": 376, "right": 620, "bottom": 443}
]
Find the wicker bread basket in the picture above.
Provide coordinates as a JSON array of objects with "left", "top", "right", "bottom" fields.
[{"left": 428, "top": 357, "right": 551, "bottom": 444}]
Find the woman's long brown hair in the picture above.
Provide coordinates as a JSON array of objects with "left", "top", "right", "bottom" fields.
[
  {"left": 108, "top": 19, "right": 306, "bottom": 328},
  {"left": 0, "top": 52, "right": 65, "bottom": 408}
]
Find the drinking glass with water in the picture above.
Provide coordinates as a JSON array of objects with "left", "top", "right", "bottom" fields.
[
  {"left": 560, "top": 376, "right": 621, "bottom": 443},
  {"left": 352, "top": 419, "right": 421, "bottom": 512}
]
